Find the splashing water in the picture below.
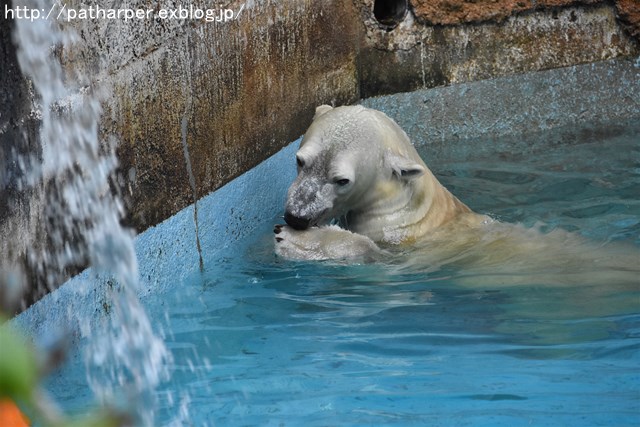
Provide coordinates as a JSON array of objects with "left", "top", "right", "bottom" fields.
[{"left": 13, "top": 0, "right": 171, "bottom": 424}]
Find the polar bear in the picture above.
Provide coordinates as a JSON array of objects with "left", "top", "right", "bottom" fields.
[
  {"left": 273, "top": 105, "right": 640, "bottom": 288},
  {"left": 274, "top": 104, "right": 488, "bottom": 261}
]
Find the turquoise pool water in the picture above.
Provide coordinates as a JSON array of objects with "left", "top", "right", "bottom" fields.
[{"left": 46, "top": 121, "right": 639, "bottom": 426}]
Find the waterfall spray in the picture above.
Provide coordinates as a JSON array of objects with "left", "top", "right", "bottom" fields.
[{"left": 13, "top": 0, "right": 171, "bottom": 424}]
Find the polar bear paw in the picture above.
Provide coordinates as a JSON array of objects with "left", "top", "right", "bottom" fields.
[{"left": 274, "top": 224, "right": 383, "bottom": 262}]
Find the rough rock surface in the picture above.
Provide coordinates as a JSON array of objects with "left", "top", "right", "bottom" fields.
[
  {"left": 410, "top": 0, "right": 639, "bottom": 41},
  {"left": 616, "top": 0, "right": 640, "bottom": 38},
  {"left": 359, "top": 2, "right": 638, "bottom": 97}
]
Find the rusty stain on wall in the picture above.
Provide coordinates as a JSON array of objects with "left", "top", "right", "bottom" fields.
[{"left": 98, "top": 1, "right": 360, "bottom": 229}]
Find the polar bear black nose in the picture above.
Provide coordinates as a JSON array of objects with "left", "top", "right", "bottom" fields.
[{"left": 284, "top": 212, "right": 311, "bottom": 230}]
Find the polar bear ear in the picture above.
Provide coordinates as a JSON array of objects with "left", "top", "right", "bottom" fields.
[
  {"left": 314, "top": 105, "right": 333, "bottom": 120},
  {"left": 386, "top": 151, "right": 425, "bottom": 180}
]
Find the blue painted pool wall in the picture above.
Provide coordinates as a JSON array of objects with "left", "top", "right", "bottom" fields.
[{"left": 13, "top": 139, "right": 301, "bottom": 340}]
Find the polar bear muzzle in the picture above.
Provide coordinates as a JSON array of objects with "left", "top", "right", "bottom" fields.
[
  {"left": 284, "top": 172, "right": 336, "bottom": 230},
  {"left": 284, "top": 211, "right": 311, "bottom": 230}
]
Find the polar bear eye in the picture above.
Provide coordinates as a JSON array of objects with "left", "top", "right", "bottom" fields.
[{"left": 334, "top": 178, "right": 351, "bottom": 187}]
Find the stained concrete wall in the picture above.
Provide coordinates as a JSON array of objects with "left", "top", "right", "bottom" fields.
[
  {"left": 358, "top": 1, "right": 639, "bottom": 96},
  {"left": 1, "top": 0, "right": 639, "bottom": 307},
  {"left": 54, "top": 0, "right": 361, "bottom": 229}
]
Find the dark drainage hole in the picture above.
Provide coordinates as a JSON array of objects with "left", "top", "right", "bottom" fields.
[{"left": 373, "top": 0, "right": 408, "bottom": 29}]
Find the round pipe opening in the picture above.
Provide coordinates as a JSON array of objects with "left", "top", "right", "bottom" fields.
[{"left": 373, "top": 0, "right": 408, "bottom": 29}]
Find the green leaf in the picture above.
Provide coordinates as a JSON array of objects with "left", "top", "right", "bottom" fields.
[{"left": 0, "top": 318, "right": 39, "bottom": 402}]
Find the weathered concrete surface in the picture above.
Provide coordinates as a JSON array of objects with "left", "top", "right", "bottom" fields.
[
  {"left": 1, "top": 0, "right": 639, "bottom": 308},
  {"left": 69, "top": 1, "right": 361, "bottom": 229},
  {"left": 358, "top": 2, "right": 639, "bottom": 97},
  {"left": 0, "top": 8, "right": 52, "bottom": 309}
]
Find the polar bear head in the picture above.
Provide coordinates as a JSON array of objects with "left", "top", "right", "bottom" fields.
[{"left": 283, "top": 105, "right": 428, "bottom": 235}]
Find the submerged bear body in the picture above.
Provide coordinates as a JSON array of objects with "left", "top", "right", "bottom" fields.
[{"left": 274, "top": 105, "right": 639, "bottom": 287}]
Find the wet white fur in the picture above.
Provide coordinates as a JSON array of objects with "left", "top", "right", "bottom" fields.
[{"left": 275, "top": 105, "right": 640, "bottom": 287}]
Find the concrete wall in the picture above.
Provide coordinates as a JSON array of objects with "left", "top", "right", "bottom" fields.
[
  {"left": 1, "top": 0, "right": 638, "bottom": 306},
  {"left": 358, "top": 1, "right": 639, "bottom": 96},
  {"left": 93, "top": 1, "right": 361, "bottom": 228}
]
